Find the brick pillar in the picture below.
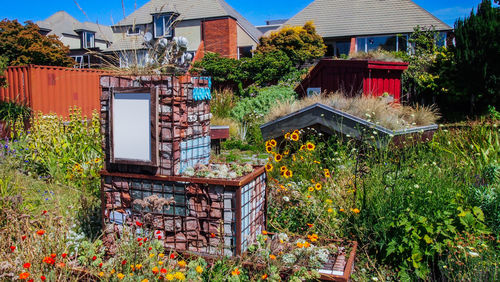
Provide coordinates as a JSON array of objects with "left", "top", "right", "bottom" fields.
[
  {"left": 349, "top": 37, "right": 357, "bottom": 55},
  {"left": 202, "top": 18, "right": 237, "bottom": 59}
]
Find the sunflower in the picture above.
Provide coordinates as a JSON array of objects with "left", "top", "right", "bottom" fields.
[
  {"left": 290, "top": 132, "right": 299, "bottom": 141},
  {"left": 280, "top": 166, "right": 287, "bottom": 172},
  {"left": 308, "top": 186, "right": 314, "bottom": 192},
  {"left": 284, "top": 170, "right": 293, "bottom": 178},
  {"left": 324, "top": 169, "right": 331, "bottom": 178},
  {"left": 269, "top": 139, "right": 277, "bottom": 147},
  {"left": 306, "top": 142, "right": 315, "bottom": 151},
  {"left": 266, "top": 146, "right": 273, "bottom": 153},
  {"left": 265, "top": 163, "right": 273, "bottom": 172}
]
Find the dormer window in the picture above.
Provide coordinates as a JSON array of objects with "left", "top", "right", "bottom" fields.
[
  {"left": 127, "top": 26, "right": 140, "bottom": 35},
  {"left": 153, "top": 13, "right": 176, "bottom": 38},
  {"left": 82, "top": 31, "right": 95, "bottom": 48}
]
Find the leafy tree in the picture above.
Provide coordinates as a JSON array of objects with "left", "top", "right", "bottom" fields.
[
  {"left": 453, "top": 0, "right": 500, "bottom": 112},
  {"left": 255, "top": 21, "right": 326, "bottom": 67},
  {"left": 0, "top": 55, "right": 7, "bottom": 87},
  {"left": 0, "top": 19, "right": 74, "bottom": 67}
]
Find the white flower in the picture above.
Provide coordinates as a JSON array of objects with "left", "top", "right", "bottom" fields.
[
  {"left": 282, "top": 196, "right": 290, "bottom": 202},
  {"left": 414, "top": 184, "right": 420, "bottom": 189},
  {"left": 371, "top": 277, "right": 379, "bottom": 281},
  {"left": 468, "top": 251, "right": 479, "bottom": 257}
]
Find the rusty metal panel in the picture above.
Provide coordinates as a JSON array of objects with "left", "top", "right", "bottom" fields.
[{"left": 1, "top": 65, "right": 105, "bottom": 118}]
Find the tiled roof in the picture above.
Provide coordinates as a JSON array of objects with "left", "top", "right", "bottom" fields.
[
  {"left": 36, "top": 11, "right": 113, "bottom": 42},
  {"left": 279, "top": 0, "right": 451, "bottom": 38},
  {"left": 114, "top": 0, "right": 262, "bottom": 41}
]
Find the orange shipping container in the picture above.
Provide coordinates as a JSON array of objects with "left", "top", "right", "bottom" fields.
[{"left": 0, "top": 65, "right": 105, "bottom": 118}]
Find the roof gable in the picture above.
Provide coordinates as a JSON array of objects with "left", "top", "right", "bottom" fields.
[{"left": 282, "top": 0, "right": 451, "bottom": 38}]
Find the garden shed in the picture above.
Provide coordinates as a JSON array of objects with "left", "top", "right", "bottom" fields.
[{"left": 296, "top": 59, "right": 408, "bottom": 102}]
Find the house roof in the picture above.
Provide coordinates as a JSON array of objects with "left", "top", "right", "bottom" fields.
[
  {"left": 114, "top": 0, "right": 262, "bottom": 41},
  {"left": 105, "top": 35, "right": 147, "bottom": 52},
  {"left": 36, "top": 11, "right": 113, "bottom": 42},
  {"left": 278, "top": 0, "right": 451, "bottom": 38}
]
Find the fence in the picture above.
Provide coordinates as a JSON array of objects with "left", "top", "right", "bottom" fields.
[{"left": 0, "top": 65, "right": 105, "bottom": 118}]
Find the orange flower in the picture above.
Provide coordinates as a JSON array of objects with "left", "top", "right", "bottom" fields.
[
  {"left": 56, "top": 262, "right": 65, "bottom": 268},
  {"left": 339, "top": 208, "right": 345, "bottom": 212},
  {"left": 210, "top": 233, "right": 216, "bottom": 238},
  {"left": 262, "top": 274, "right": 268, "bottom": 280},
  {"left": 231, "top": 268, "right": 240, "bottom": 276},
  {"left": 262, "top": 230, "right": 268, "bottom": 235},
  {"left": 51, "top": 253, "right": 56, "bottom": 259},
  {"left": 269, "top": 254, "right": 276, "bottom": 260},
  {"left": 351, "top": 208, "right": 361, "bottom": 214},
  {"left": 42, "top": 257, "right": 55, "bottom": 265},
  {"left": 296, "top": 242, "right": 304, "bottom": 248},
  {"left": 303, "top": 241, "right": 311, "bottom": 248},
  {"left": 152, "top": 266, "right": 159, "bottom": 274},
  {"left": 306, "top": 142, "right": 315, "bottom": 151},
  {"left": 307, "top": 234, "right": 319, "bottom": 242},
  {"left": 36, "top": 230, "right": 45, "bottom": 236},
  {"left": 274, "top": 154, "right": 282, "bottom": 162},
  {"left": 19, "top": 272, "right": 30, "bottom": 280},
  {"left": 265, "top": 163, "right": 273, "bottom": 172}
]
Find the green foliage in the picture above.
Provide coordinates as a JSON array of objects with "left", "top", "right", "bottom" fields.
[
  {"left": 230, "top": 85, "right": 297, "bottom": 122},
  {"left": 0, "top": 19, "right": 75, "bottom": 67},
  {"left": 0, "top": 55, "right": 8, "bottom": 87},
  {"left": 241, "top": 50, "right": 293, "bottom": 85},
  {"left": 454, "top": 0, "right": 500, "bottom": 112},
  {"left": 0, "top": 100, "right": 31, "bottom": 126},
  {"left": 255, "top": 21, "right": 326, "bottom": 67},
  {"left": 191, "top": 52, "right": 247, "bottom": 92}
]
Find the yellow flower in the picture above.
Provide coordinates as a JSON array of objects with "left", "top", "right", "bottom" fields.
[
  {"left": 327, "top": 208, "right": 333, "bottom": 213},
  {"left": 306, "top": 142, "right": 315, "bottom": 151},
  {"left": 292, "top": 154, "right": 296, "bottom": 161},
  {"left": 315, "top": 183, "right": 322, "bottom": 190},
  {"left": 178, "top": 260, "right": 187, "bottom": 268},
  {"left": 149, "top": 253, "right": 155, "bottom": 258},
  {"left": 141, "top": 279, "right": 149, "bottom": 282},
  {"left": 291, "top": 132, "right": 299, "bottom": 141},
  {"left": 265, "top": 163, "right": 273, "bottom": 172},
  {"left": 325, "top": 199, "right": 333, "bottom": 204},
  {"left": 117, "top": 273, "right": 125, "bottom": 279},
  {"left": 135, "top": 264, "right": 142, "bottom": 270},
  {"left": 269, "top": 139, "right": 277, "bottom": 147},
  {"left": 196, "top": 265, "right": 203, "bottom": 274},
  {"left": 280, "top": 166, "right": 287, "bottom": 172},
  {"left": 98, "top": 272, "right": 104, "bottom": 277},
  {"left": 166, "top": 274, "right": 174, "bottom": 281},
  {"left": 300, "top": 145, "right": 306, "bottom": 150},
  {"left": 283, "top": 169, "right": 293, "bottom": 178},
  {"left": 158, "top": 253, "right": 165, "bottom": 258},
  {"left": 308, "top": 186, "right": 314, "bottom": 192},
  {"left": 284, "top": 132, "right": 290, "bottom": 139},
  {"left": 129, "top": 273, "right": 134, "bottom": 276},
  {"left": 303, "top": 241, "right": 311, "bottom": 248},
  {"left": 130, "top": 265, "right": 135, "bottom": 271},
  {"left": 274, "top": 154, "right": 283, "bottom": 162},
  {"left": 110, "top": 269, "right": 116, "bottom": 274},
  {"left": 174, "top": 272, "right": 186, "bottom": 280},
  {"left": 152, "top": 266, "right": 159, "bottom": 274},
  {"left": 352, "top": 208, "right": 361, "bottom": 214},
  {"left": 340, "top": 208, "right": 345, "bottom": 212},
  {"left": 313, "top": 160, "right": 320, "bottom": 164},
  {"left": 266, "top": 146, "right": 273, "bottom": 153},
  {"left": 158, "top": 261, "right": 163, "bottom": 265}
]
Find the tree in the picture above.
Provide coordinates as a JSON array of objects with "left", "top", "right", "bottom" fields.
[
  {"left": 453, "top": 0, "right": 500, "bottom": 112},
  {"left": 0, "top": 19, "right": 74, "bottom": 67},
  {"left": 255, "top": 21, "right": 326, "bottom": 67}
]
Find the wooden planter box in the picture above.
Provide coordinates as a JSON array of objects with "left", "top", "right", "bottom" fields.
[
  {"left": 296, "top": 59, "right": 408, "bottom": 102},
  {"left": 260, "top": 103, "right": 438, "bottom": 148},
  {"left": 101, "top": 166, "right": 266, "bottom": 257}
]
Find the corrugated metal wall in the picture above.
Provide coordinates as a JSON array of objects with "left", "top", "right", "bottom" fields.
[{"left": 0, "top": 65, "right": 105, "bottom": 118}]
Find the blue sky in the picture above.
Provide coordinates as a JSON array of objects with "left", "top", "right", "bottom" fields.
[{"left": 0, "top": 0, "right": 486, "bottom": 27}]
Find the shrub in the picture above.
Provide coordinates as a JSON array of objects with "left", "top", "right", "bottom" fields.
[
  {"left": 255, "top": 21, "right": 326, "bottom": 67},
  {"left": 241, "top": 50, "right": 293, "bottom": 86}
]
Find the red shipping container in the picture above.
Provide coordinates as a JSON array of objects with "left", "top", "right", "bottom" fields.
[
  {"left": 0, "top": 65, "right": 106, "bottom": 118},
  {"left": 296, "top": 59, "right": 408, "bottom": 102}
]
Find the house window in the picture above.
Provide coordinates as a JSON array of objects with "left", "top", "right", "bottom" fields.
[
  {"left": 127, "top": 26, "right": 140, "bottom": 35},
  {"left": 82, "top": 31, "right": 95, "bottom": 48},
  {"left": 119, "top": 50, "right": 149, "bottom": 68},
  {"left": 334, "top": 41, "right": 351, "bottom": 57},
  {"left": 356, "top": 34, "right": 408, "bottom": 53},
  {"left": 237, "top": 46, "right": 253, "bottom": 59},
  {"left": 153, "top": 13, "right": 176, "bottom": 38}
]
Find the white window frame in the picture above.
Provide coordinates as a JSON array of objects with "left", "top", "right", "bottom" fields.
[
  {"left": 355, "top": 34, "right": 408, "bottom": 53},
  {"left": 82, "top": 31, "right": 95, "bottom": 48},
  {"left": 153, "top": 13, "right": 175, "bottom": 38}
]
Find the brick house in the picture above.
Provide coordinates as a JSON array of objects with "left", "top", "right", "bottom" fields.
[
  {"left": 106, "top": 0, "right": 262, "bottom": 67},
  {"left": 36, "top": 11, "right": 113, "bottom": 68},
  {"left": 262, "top": 0, "right": 452, "bottom": 57}
]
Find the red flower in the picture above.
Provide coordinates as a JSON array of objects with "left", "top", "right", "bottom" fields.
[
  {"left": 42, "top": 257, "right": 55, "bottom": 265},
  {"left": 143, "top": 238, "right": 148, "bottom": 242},
  {"left": 169, "top": 253, "right": 176, "bottom": 259},
  {"left": 157, "top": 235, "right": 162, "bottom": 240},
  {"left": 148, "top": 247, "right": 152, "bottom": 251},
  {"left": 10, "top": 246, "right": 15, "bottom": 252},
  {"left": 92, "top": 256, "right": 97, "bottom": 261},
  {"left": 137, "top": 238, "right": 142, "bottom": 242},
  {"left": 138, "top": 242, "right": 143, "bottom": 246},
  {"left": 27, "top": 279, "right": 34, "bottom": 282},
  {"left": 99, "top": 263, "right": 103, "bottom": 268},
  {"left": 61, "top": 253, "right": 67, "bottom": 258},
  {"left": 21, "top": 235, "right": 26, "bottom": 241},
  {"left": 135, "top": 221, "right": 143, "bottom": 227},
  {"left": 121, "top": 259, "right": 127, "bottom": 265},
  {"left": 160, "top": 268, "right": 167, "bottom": 274},
  {"left": 40, "top": 276, "right": 46, "bottom": 281},
  {"left": 42, "top": 210, "right": 47, "bottom": 215},
  {"left": 156, "top": 230, "right": 161, "bottom": 234},
  {"left": 307, "top": 223, "right": 314, "bottom": 228},
  {"left": 36, "top": 230, "right": 45, "bottom": 236},
  {"left": 50, "top": 253, "right": 56, "bottom": 259},
  {"left": 23, "top": 263, "right": 31, "bottom": 269}
]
